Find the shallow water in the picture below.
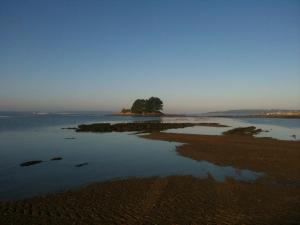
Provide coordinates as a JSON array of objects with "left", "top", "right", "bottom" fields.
[
  {"left": 0, "top": 127, "right": 262, "bottom": 201},
  {"left": 164, "top": 117, "right": 300, "bottom": 141},
  {"left": 1, "top": 113, "right": 298, "bottom": 201}
]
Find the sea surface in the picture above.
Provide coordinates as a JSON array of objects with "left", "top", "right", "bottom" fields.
[{"left": 0, "top": 112, "right": 299, "bottom": 201}]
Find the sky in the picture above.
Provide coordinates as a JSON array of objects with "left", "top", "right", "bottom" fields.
[{"left": 0, "top": 0, "right": 299, "bottom": 113}]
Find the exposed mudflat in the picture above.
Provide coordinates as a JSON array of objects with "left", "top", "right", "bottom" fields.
[
  {"left": 143, "top": 131, "right": 300, "bottom": 180},
  {"left": 0, "top": 175, "right": 299, "bottom": 225}
]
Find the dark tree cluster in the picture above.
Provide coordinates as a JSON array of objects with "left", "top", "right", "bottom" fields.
[{"left": 131, "top": 97, "right": 163, "bottom": 113}]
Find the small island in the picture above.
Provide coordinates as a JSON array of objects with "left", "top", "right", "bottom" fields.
[{"left": 117, "top": 97, "right": 164, "bottom": 116}]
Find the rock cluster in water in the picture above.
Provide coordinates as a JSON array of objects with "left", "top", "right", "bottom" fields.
[
  {"left": 75, "top": 122, "right": 227, "bottom": 133},
  {"left": 223, "top": 126, "right": 262, "bottom": 136},
  {"left": 20, "top": 158, "right": 89, "bottom": 168},
  {"left": 20, "top": 157, "right": 63, "bottom": 167}
]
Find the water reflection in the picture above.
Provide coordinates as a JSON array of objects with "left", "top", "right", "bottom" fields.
[
  {"left": 162, "top": 117, "right": 300, "bottom": 141},
  {"left": 1, "top": 114, "right": 298, "bottom": 201},
  {"left": 0, "top": 127, "right": 262, "bottom": 201}
]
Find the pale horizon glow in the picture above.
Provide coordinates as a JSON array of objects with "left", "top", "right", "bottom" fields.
[{"left": 0, "top": 0, "right": 300, "bottom": 113}]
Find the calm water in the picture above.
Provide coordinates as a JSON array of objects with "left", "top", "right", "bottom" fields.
[
  {"left": 164, "top": 117, "right": 300, "bottom": 140},
  {"left": 0, "top": 112, "right": 299, "bottom": 201}
]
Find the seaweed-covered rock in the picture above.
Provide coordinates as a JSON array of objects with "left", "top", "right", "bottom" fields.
[
  {"left": 223, "top": 126, "right": 262, "bottom": 136},
  {"left": 75, "top": 122, "right": 227, "bottom": 133}
]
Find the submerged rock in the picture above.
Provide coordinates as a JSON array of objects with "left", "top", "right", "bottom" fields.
[
  {"left": 20, "top": 160, "right": 43, "bottom": 167},
  {"left": 64, "top": 137, "right": 76, "bottom": 140},
  {"left": 51, "top": 157, "right": 63, "bottom": 161},
  {"left": 75, "top": 162, "right": 89, "bottom": 167}
]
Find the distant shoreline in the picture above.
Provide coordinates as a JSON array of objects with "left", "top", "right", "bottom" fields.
[
  {"left": 111, "top": 112, "right": 300, "bottom": 119},
  {"left": 205, "top": 114, "right": 300, "bottom": 119}
]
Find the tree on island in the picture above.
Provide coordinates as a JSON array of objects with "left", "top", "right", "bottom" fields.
[
  {"left": 145, "top": 97, "right": 163, "bottom": 112},
  {"left": 130, "top": 97, "right": 163, "bottom": 114},
  {"left": 131, "top": 99, "right": 147, "bottom": 113}
]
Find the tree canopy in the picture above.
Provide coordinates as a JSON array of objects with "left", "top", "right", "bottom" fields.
[
  {"left": 130, "top": 97, "right": 163, "bottom": 113},
  {"left": 131, "top": 99, "right": 147, "bottom": 114}
]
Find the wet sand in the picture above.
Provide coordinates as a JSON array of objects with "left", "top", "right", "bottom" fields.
[
  {"left": 143, "top": 131, "right": 300, "bottom": 181},
  {"left": 1, "top": 130, "right": 300, "bottom": 224}
]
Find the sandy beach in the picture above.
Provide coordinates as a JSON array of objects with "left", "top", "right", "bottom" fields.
[{"left": 1, "top": 129, "right": 300, "bottom": 225}]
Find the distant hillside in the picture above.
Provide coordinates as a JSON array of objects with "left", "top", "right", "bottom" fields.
[{"left": 201, "top": 109, "right": 300, "bottom": 117}]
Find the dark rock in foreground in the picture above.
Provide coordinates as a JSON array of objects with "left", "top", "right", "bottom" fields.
[
  {"left": 20, "top": 160, "right": 43, "bottom": 167},
  {"left": 75, "top": 122, "right": 227, "bottom": 133},
  {"left": 223, "top": 126, "right": 262, "bottom": 136}
]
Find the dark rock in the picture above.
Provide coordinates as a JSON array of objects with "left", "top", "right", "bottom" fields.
[
  {"left": 75, "top": 162, "right": 89, "bottom": 167},
  {"left": 51, "top": 157, "right": 63, "bottom": 161},
  {"left": 223, "top": 126, "right": 263, "bottom": 136},
  {"left": 20, "top": 160, "right": 43, "bottom": 167},
  {"left": 64, "top": 137, "right": 76, "bottom": 140},
  {"left": 75, "top": 122, "right": 228, "bottom": 133}
]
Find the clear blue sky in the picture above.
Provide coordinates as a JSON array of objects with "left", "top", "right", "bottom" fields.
[{"left": 0, "top": 0, "right": 299, "bottom": 113}]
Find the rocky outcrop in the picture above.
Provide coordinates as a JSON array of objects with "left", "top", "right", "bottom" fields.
[
  {"left": 223, "top": 126, "right": 262, "bottom": 136},
  {"left": 75, "top": 122, "right": 227, "bottom": 133}
]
